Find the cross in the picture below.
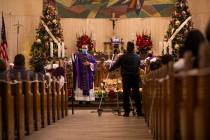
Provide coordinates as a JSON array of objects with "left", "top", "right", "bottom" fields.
[
  {"left": 110, "top": 12, "right": 118, "bottom": 31},
  {"left": 14, "top": 21, "right": 23, "bottom": 54}
]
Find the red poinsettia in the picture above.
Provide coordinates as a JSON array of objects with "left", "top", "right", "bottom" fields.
[
  {"left": 136, "top": 33, "right": 153, "bottom": 50},
  {"left": 76, "top": 34, "right": 94, "bottom": 51}
]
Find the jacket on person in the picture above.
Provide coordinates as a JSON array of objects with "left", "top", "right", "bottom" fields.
[{"left": 109, "top": 52, "right": 140, "bottom": 77}]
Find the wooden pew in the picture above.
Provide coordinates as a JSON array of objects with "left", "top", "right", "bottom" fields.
[
  {"left": 46, "top": 80, "right": 53, "bottom": 125},
  {"left": 194, "top": 43, "right": 210, "bottom": 140},
  {"left": 39, "top": 77, "right": 48, "bottom": 128},
  {"left": 1, "top": 80, "right": 15, "bottom": 140},
  {"left": 61, "top": 86, "right": 65, "bottom": 118},
  {"left": 56, "top": 81, "right": 62, "bottom": 120},
  {"left": 64, "top": 82, "right": 68, "bottom": 116},
  {"left": 32, "top": 74, "right": 41, "bottom": 131},
  {"left": 11, "top": 73, "right": 25, "bottom": 140},
  {"left": 23, "top": 72, "right": 34, "bottom": 135},
  {"left": 51, "top": 77, "right": 58, "bottom": 122}
]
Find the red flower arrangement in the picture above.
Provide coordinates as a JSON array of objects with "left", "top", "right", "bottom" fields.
[
  {"left": 76, "top": 34, "right": 94, "bottom": 51},
  {"left": 136, "top": 33, "right": 153, "bottom": 50}
]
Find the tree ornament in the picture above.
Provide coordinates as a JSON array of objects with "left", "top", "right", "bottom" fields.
[
  {"left": 36, "top": 39, "right": 41, "bottom": 44},
  {"left": 175, "top": 44, "right": 179, "bottom": 49},
  {"left": 182, "top": 11, "right": 186, "bottom": 16},
  {"left": 175, "top": 20, "right": 181, "bottom": 26},
  {"left": 52, "top": 19, "right": 57, "bottom": 24}
]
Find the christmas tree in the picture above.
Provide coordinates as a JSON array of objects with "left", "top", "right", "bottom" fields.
[
  {"left": 30, "top": 3, "right": 64, "bottom": 68},
  {"left": 164, "top": 0, "right": 193, "bottom": 61}
]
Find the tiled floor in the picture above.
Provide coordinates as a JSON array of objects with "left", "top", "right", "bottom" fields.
[{"left": 24, "top": 110, "right": 153, "bottom": 140}]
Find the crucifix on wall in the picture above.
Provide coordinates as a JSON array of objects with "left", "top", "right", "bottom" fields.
[
  {"left": 14, "top": 21, "right": 23, "bottom": 54},
  {"left": 110, "top": 12, "right": 118, "bottom": 35}
]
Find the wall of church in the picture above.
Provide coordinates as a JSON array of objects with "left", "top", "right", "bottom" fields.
[
  {"left": 1, "top": 0, "right": 209, "bottom": 68},
  {"left": 189, "top": 0, "right": 210, "bottom": 34},
  {"left": 0, "top": 0, "right": 169, "bottom": 67}
]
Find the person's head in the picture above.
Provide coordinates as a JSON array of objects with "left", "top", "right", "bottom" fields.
[
  {"left": 184, "top": 29, "right": 205, "bottom": 57},
  {"left": 14, "top": 54, "right": 25, "bottom": 67},
  {"left": 81, "top": 45, "right": 88, "bottom": 54},
  {"left": 34, "top": 62, "right": 45, "bottom": 74},
  {"left": 206, "top": 20, "right": 210, "bottom": 42},
  {"left": 127, "top": 41, "right": 134, "bottom": 53},
  {"left": 0, "top": 59, "right": 7, "bottom": 72}
]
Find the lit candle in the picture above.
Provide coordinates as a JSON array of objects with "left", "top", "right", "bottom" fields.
[
  {"left": 50, "top": 42, "right": 53, "bottom": 57},
  {"left": 61, "top": 42, "right": 65, "bottom": 58},
  {"left": 58, "top": 43, "right": 61, "bottom": 58}
]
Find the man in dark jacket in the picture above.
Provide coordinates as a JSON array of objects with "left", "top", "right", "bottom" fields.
[{"left": 109, "top": 42, "right": 142, "bottom": 117}]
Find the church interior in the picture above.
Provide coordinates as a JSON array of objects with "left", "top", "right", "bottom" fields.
[{"left": 0, "top": 0, "right": 210, "bottom": 140}]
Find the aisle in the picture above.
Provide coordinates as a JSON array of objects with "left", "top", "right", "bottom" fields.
[{"left": 24, "top": 110, "right": 153, "bottom": 140}]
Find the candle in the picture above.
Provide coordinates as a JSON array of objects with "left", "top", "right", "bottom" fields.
[
  {"left": 163, "top": 41, "right": 168, "bottom": 54},
  {"left": 61, "top": 42, "right": 65, "bottom": 58},
  {"left": 58, "top": 43, "right": 61, "bottom": 58},
  {"left": 50, "top": 42, "right": 53, "bottom": 57},
  {"left": 168, "top": 41, "right": 172, "bottom": 54}
]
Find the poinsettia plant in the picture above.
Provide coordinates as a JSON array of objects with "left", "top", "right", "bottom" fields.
[
  {"left": 76, "top": 34, "right": 95, "bottom": 51},
  {"left": 136, "top": 33, "right": 152, "bottom": 50},
  {"left": 136, "top": 33, "right": 153, "bottom": 59}
]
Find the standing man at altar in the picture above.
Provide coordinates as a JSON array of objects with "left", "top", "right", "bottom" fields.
[
  {"left": 109, "top": 42, "right": 142, "bottom": 117},
  {"left": 73, "top": 44, "right": 96, "bottom": 102}
]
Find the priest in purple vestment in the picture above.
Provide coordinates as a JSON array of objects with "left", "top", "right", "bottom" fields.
[{"left": 73, "top": 45, "right": 96, "bottom": 101}]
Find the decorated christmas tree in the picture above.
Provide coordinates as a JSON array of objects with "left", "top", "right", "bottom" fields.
[
  {"left": 30, "top": 3, "right": 64, "bottom": 68},
  {"left": 164, "top": 0, "right": 193, "bottom": 61}
]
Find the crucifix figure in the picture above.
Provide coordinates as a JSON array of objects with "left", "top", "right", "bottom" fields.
[
  {"left": 14, "top": 21, "right": 23, "bottom": 54},
  {"left": 110, "top": 13, "right": 118, "bottom": 33}
]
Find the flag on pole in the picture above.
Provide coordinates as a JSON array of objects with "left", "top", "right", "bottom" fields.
[{"left": 0, "top": 12, "right": 9, "bottom": 62}]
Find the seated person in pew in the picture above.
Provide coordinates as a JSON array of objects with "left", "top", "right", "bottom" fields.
[
  {"left": 0, "top": 59, "right": 7, "bottom": 80},
  {"left": 183, "top": 29, "right": 205, "bottom": 69},
  {"left": 9, "top": 54, "right": 33, "bottom": 81},
  {"left": 34, "top": 62, "right": 46, "bottom": 81},
  {"left": 55, "top": 60, "right": 65, "bottom": 90}
]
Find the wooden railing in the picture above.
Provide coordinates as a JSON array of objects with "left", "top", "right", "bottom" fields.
[
  {"left": 143, "top": 43, "right": 210, "bottom": 140},
  {"left": 0, "top": 73, "right": 68, "bottom": 140}
]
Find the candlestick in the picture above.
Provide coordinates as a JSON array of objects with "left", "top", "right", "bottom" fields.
[
  {"left": 50, "top": 42, "right": 53, "bottom": 57},
  {"left": 61, "top": 42, "right": 65, "bottom": 58}
]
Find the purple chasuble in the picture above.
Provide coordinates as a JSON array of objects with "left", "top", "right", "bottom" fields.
[{"left": 73, "top": 53, "right": 96, "bottom": 96}]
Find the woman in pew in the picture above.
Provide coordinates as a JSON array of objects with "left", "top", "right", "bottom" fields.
[
  {"left": 183, "top": 29, "right": 205, "bottom": 68},
  {"left": 9, "top": 54, "right": 33, "bottom": 80},
  {"left": 0, "top": 59, "right": 7, "bottom": 80}
]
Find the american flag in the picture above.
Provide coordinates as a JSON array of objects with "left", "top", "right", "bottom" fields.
[{"left": 0, "top": 12, "right": 9, "bottom": 62}]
